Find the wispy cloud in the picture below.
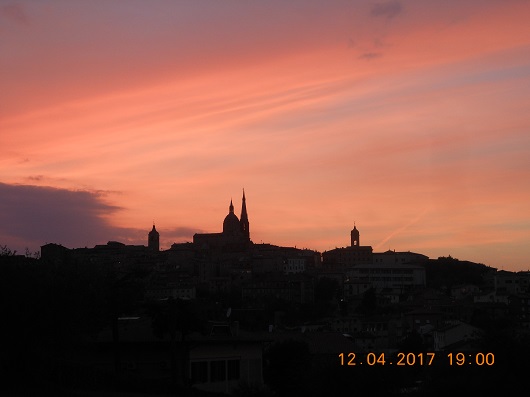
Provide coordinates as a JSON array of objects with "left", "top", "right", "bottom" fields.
[
  {"left": 359, "top": 52, "right": 382, "bottom": 60},
  {"left": 25, "top": 175, "right": 45, "bottom": 182},
  {"left": 370, "top": 1, "right": 403, "bottom": 20},
  {"left": 375, "top": 207, "right": 430, "bottom": 250},
  {"left": 0, "top": 3, "right": 28, "bottom": 25}
]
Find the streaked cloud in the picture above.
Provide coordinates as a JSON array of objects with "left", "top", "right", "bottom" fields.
[
  {"left": 359, "top": 52, "right": 382, "bottom": 60},
  {"left": 0, "top": 3, "right": 28, "bottom": 25},
  {"left": 370, "top": 1, "right": 403, "bottom": 20}
]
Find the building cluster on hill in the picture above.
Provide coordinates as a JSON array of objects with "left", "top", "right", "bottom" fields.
[
  {"left": 41, "top": 191, "right": 430, "bottom": 306},
  {"left": 33, "top": 190, "right": 530, "bottom": 395}
]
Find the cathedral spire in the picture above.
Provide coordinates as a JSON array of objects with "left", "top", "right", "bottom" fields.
[
  {"left": 240, "top": 189, "right": 249, "bottom": 239},
  {"left": 229, "top": 199, "right": 234, "bottom": 214}
]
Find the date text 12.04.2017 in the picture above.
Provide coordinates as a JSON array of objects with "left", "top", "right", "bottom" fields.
[{"left": 339, "top": 352, "right": 495, "bottom": 366}]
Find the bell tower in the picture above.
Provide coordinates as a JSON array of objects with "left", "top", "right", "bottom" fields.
[
  {"left": 351, "top": 223, "right": 360, "bottom": 247},
  {"left": 148, "top": 223, "right": 160, "bottom": 251}
]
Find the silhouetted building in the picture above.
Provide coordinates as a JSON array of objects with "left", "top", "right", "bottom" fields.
[
  {"left": 283, "top": 258, "right": 306, "bottom": 274},
  {"left": 189, "top": 334, "right": 265, "bottom": 394},
  {"left": 242, "top": 273, "right": 315, "bottom": 305},
  {"left": 91, "top": 317, "right": 267, "bottom": 395},
  {"left": 40, "top": 242, "right": 70, "bottom": 265},
  {"left": 145, "top": 282, "right": 196, "bottom": 300},
  {"left": 322, "top": 224, "right": 373, "bottom": 268},
  {"left": 346, "top": 263, "right": 426, "bottom": 291},
  {"left": 493, "top": 270, "right": 530, "bottom": 294},
  {"left": 351, "top": 224, "right": 360, "bottom": 246},
  {"left": 433, "top": 321, "right": 484, "bottom": 351},
  {"left": 240, "top": 189, "right": 250, "bottom": 239},
  {"left": 148, "top": 223, "right": 160, "bottom": 251},
  {"left": 372, "top": 250, "right": 428, "bottom": 265},
  {"left": 193, "top": 190, "right": 251, "bottom": 251},
  {"left": 250, "top": 243, "right": 320, "bottom": 274}
]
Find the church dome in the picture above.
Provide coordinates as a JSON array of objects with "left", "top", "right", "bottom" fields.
[
  {"left": 223, "top": 199, "right": 241, "bottom": 235},
  {"left": 223, "top": 212, "right": 240, "bottom": 235}
]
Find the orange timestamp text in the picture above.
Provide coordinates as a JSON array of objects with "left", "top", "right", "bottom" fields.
[{"left": 339, "top": 352, "right": 495, "bottom": 366}]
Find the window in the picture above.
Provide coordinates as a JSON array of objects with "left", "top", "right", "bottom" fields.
[
  {"left": 191, "top": 361, "right": 208, "bottom": 384},
  {"left": 210, "top": 360, "right": 226, "bottom": 382},
  {"left": 248, "top": 359, "right": 262, "bottom": 382},
  {"left": 227, "top": 359, "right": 240, "bottom": 380}
]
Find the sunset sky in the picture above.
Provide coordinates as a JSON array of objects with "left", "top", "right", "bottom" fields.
[{"left": 2, "top": 0, "right": 530, "bottom": 271}]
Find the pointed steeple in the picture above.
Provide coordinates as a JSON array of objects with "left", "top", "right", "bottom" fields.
[
  {"left": 229, "top": 199, "right": 234, "bottom": 214},
  {"left": 240, "top": 189, "right": 249, "bottom": 239}
]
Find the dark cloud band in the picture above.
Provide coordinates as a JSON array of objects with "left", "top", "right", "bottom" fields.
[{"left": 0, "top": 182, "right": 198, "bottom": 253}]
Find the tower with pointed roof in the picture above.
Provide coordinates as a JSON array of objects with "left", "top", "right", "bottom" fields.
[
  {"left": 240, "top": 189, "right": 249, "bottom": 239},
  {"left": 351, "top": 223, "right": 360, "bottom": 247},
  {"left": 148, "top": 223, "right": 160, "bottom": 251},
  {"left": 193, "top": 191, "right": 251, "bottom": 250}
]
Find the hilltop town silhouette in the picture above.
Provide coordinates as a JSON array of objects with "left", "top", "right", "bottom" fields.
[{"left": 1, "top": 190, "right": 529, "bottom": 396}]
